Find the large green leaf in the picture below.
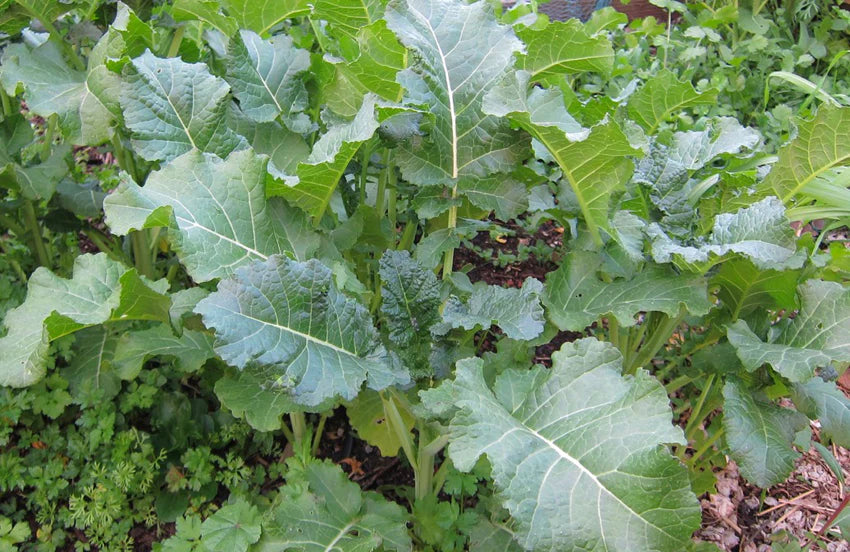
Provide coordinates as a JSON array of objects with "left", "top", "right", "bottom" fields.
[
  {"left": 384, "top": 0, "right": 528, "bottom": 185},
  {"left": 61, "top": 327, "right": 122, "bottom": 401},
  {"left": 458, "top": 175, "right": 528, "bottom": 220},
  {"left": 712, "top": 259, "right": 799, "bottom": 320},
  {"left": 256, "top": 460, "right": 411, "bottom": 551},
  {"left": 195, "top": 256, "right": 407, "bottom": 407},
  {"left": 112, "top": 325, "right": 216, "bottom": 380},
  {"left": 792, "top": 377, "right": 850, "bottom": 448},
  {"left": 763, "top": 106, "right": 850, "bottom": 203},
  {"left": 421, "top": 339, "right": 700, "bottom": 551},
  {"left": 0, "top": 254, "right": 169, "bottom": 387},
  {"left": 722, "top": 379, "right": 809, "bottom": 488},
  {"left": 0, "top": 144, "right": 70, "bottom": 201},
  {"left": 103, "top": 150, "right": 320, "bottom": 283},
  {"left": 726, "top": 280, "right": 850, "bottom": 382},
  {"left": 267, "top": 96, "right": 379, "bottom": 219},
  {"left": 170, "top": 0, "right": 239, "bottom": 36},
  {"left": 225, "top": 31, "right": 311, "bottom": 131},
  {"left": 311, "top": 0, "right": 385, "bottom": 41},
  {"left": 220, "top": 0, "right": 310, "bottom": 35},
  {"left": 120, "top": 51, "right": 244, "bottom": 163},
  {"left": 484, "top": 73, "right": 637, "bottom": 244},
  {"left": 627, "top": 69, "right": 718, "bottom": 134},
  {"left": 0, "top": 0, "right": 71, "bottom": 36},
  {"left": 347, "top": 389, "right": 415, "bottom": 457},
  {"left": 200, "top": 501, "right": 261, "bottom": 552},
  {"left": 441, "top": 278, "right": 545, "bottom": 340},
  {"left": 544, "top": 251, "right": 711, "bottom": 331},
  {"left": 648, "top": 197, "right": 801, "bottom": 271},
  {"left": 515, "top": 18, "right": 614, "bottom": 82},
  {"left": 0, "top": 41, "right": 119, "bottom": 145}
]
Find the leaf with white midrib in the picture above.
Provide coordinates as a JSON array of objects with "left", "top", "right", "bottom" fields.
[{"left": 422, "top": 338, "right": 700, "bottom": 551}]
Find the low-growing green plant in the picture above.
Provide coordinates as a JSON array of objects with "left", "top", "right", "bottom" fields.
[{"left": 1, "top": 0, "right": 850, "bottom": 550}]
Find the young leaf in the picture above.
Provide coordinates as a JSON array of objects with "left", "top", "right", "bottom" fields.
[
  {"left": 0, "top": 42, "right": 118, "bottom": 145},
  {"left": 112, "top": 325, "right": 216, "bottom": 380},
  {"left": 311, "top": 0, "right": 385, "bottom": 41},
  {"left": 515, "top": 18, "right": 615, "bottom": 82},
  {"left": 195, "top": 256, "right": 408, "bottom": 407},
  {"left": 384, "top": 0, "right": 528, "bottom": 184},
  {"left": 627, "top": 69, "right": 718, "bottom": 133},
  {"left": 61, "top": 327, "right": 122, "bottom": 401},
  {"left": 648, "top": 197, "right": 801, "bottom": 271},
  {"left": 379, "top": 250, "right": 441, "bottom": 346},
  {"left": 200, "top": 501, "right": 261, "bottom": 552},
  {"left": 347, "top": 389, "right": 415, "bottom": 457},
  {"left": 763, "top": 106, "right": 850, "bottom": 203},
  {"left": 457, "top": 175, "right": 528, "bottom": 221},
  {"left": 120, "top": 51, "right": 245, "bottom": 163},
  {"left": 711, "top": 259, "right": 799, "bottom": 320},
  {"left": 792, "top": 377, "right": 850, "bottom": 448},
  {"left": 225, "top": 31, "right": 311, "bottom": 131},
  {"left": 544, "top": 251, "right": 711, "bottom": 331},
  {"left": 726, "top": 280, "right": 850, "bottom": 382},
  {"left": 256, "top": 460, "right": 412, "bottom": 551},
  {"left": 220, "top": 0, "right": 310, "bottom": 35},
  {"left": 722, "top": 379, "right": 810, "bottom": 488},
  {"left": 104, "top": 150, "right": 320, "bottom": 283},
  {"left": 170, "top": 0, "right": 239, "bottom": 36},
  {"left": 0, "top": 254, "right": 168, "bottom": 387},
  {"left": 421, "top": 339, "right": 700, "bottom": 551},
  {"left": 441, "top": 278, "right": 545, "bottom": 340}
]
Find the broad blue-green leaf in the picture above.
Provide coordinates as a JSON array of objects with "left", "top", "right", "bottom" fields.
[
  {"left": 421, "top": 339, "right": 700, "bottom": 551},
  {"left": 627, "top": 69, "right": 718, "bottom": 133},
  {"left": 544, "top": 251, "right": 711, "bottom": 331},
  {"left": 256, "top": 460, "right": 411, "bottom": 552},
  {"left": 214, "top": 365, "right": 327, "bottom": 431},
  {"left": 200, "top": 501, "right": 261, "bottom": 552},
  {"left": 726, "top": 280, "right": 850, "bottom": 382},
  {"left": 56, "top": 177, "right": 107, "bottom": 218},
  {"left": 722, "top": 379, "right": 809, "bottom": 488},
  {"left": 0, "top": 144, "right": 70, "bottom": 201},
  {"left": 385, "top": 0, "right": 528, "bottom": 185},
  {"left": 649, "top": 197, "right": 801, "bottom": 271},
  {"left": 103, "top": 150, "right": 320, "bottom": 283},
  {"left": 515, "top": 18, "right": 614, "bottom": 82},
  {"left": 712, "top": 259, "right": 799, "bottom": 319},
  {"left": 195, "top": 256, "right": 407, "bottom": 407},
  {"left": 0, "top": 41, "right": 118, "bottom": 145},
  {"left": 225, "top": 31, "right": 311, "bottom": 132},
  {"left": 0, "top": 254, "right": 168, "bottom": 387},
  {"left": 792, "top": 378, "right": 850, "bottom": 448},
  {"left": 667, "top": 118, "right": 760, "bottom": 170},
  {"left": 221, "top": 0, "right": 310, "bottom": 35},
  {"left": 458, "top": 175, "right": 528, "bottom": 220},
  {"left": 228, "top": 113, "right": 310, "bottom": 179},
  {"left": 0, "top": 0, "right": 71, "bottom": 36},
  {"left": 467, "top": 518, "right": 522, "bottom": 552},
  {"left": 484, "top": 73, "right": 636, "bottom": 244},
  {"left": 379, "top": 250, "right": 440, "bottom": 346},
  {"left": 442, "top": 278, "right": 545, "bottom": 340},
  {"left": 120, "top": 51, "right": 245, "bottom": 163},
  {"left": 763, "top": 106, "right": 850, "bottom": 203},
  {"left": 267, "top": 96, "right": 379, "bottom": 219},
  {"left": 112, "top": 325, "right": 216, "bottom": 380}
]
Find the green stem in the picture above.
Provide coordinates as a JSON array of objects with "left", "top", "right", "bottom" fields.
[
  {"left": 167, "top": 26, "right": 185, "bottom": 58},
  {"left": 290, "top": 412, "right": 307, "bottom": 447},
  {"left": 625, "top": 310, "right": 684, "bottom": 374},
  {"left": 0, "top": 240, "right": 27, "bottom": 282},
  {"left": 441, "top": 186, "right": 459, "bottom": 280},
  {"left": 387, "top": 158, "right": 398, "bottom": 229},
  {"left": 0, "top": 213, "right": 27, "bottom": 237},
  {"left": 82, "top": 229, "right": 125, "bottom": 263},
  {"left": 382, "top": 392, "right": 418, "bottom": 472},
  {"left": 608, "top": 317, "right": 620, "bottom": 350},
  {"left": 415, "top": 422, "right": 434, "bottom": 501},
  {"left": 684, "top": 374, "right": 715, "bottom": 443},
  {"left": 665, "top": 375, "right": 693, "bottom": 394},
  {"left": 279, "top": 417, "right": 295, "bottom": 445},
  {"left": 131, "top": 231, "right": 154, "bottom": 278},
  {"left": 376, "top": 152, "right": 389, "bottom": 217},
  {"left": 687, "top": 428, "right": 724, "bottom": 467},
  {"left": 359, "top": 142, "right": 373, "bottom": 205},
  {"left": 41, "top": 116, "right": 57, "bottom": 161},
  {"left": 0, "top": 88, "right": 12, "bottom": 117},
  {"left": 22, "top": 201, "right": 50, "bottom": 268},
  {"left": 33, "top": 15, "right": 85, "bottom": 71},
  {"left": 397, "top": 219, "right": 417, "bottom": 251},
  {"left": 311, "top": 414, "right": 327, "bottom": 456}
]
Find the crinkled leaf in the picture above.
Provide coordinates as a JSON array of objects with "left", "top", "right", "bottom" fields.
[
  {"left": 103, "top": 149, "right": 320, "bottom": 283},
  {"left": 0, "top": 41, "right": 118, "bottom": 145},
  {"left": 712, "top": 259, "right": 799, "bottom": 319},
  {"left": 627, "top": 69, "right": 718, "bottom": 133},
  {"left": 0, "top": 254, "right": 167, "bottom": 387},
  {"left": 225, "top": 30, "right": 311, "bottom": 131},
  {"left": 420, "top": 339, "right": 700, "bottom": 551},
  {"left": 120, "top": 50, "right": 244, "bottom": 163},
  {"left": 515, "top": 18, "right": 614, "bottom": 82},
  {"left": 667, "top": 118, "right": 760, "bottom": 170},
  {"left": 220, "top": 0, "right": 310, "bottom": 34},
  {"left": 441, "top": 278, "right": 545, "bottom": 340},
  {"left": 763, "top": 106, "right": 850, "bottom": 203},
  {"left": 544, "top": 251, "right": 711, "bottom": 331},
  {"left": 256, "top": 460, "right": 411, "bottom": 552},
  {"left": 792, "top": 377, "right": 850, "bottom": 448},
  {"left": 385, "top": 0, "right": 528, "bottom": 185},
  {"left": 649, "top": 197, "right": 801, "bottom": 271},
  {"left": 726, "top": 280, "right": 850, "bottom": 382},
  {"left": 267, "top": 96, "right": 379, "bottom": 219},
  {"left": 113, "top": 325, "right": 216, "bottom": 380},
  {"left": 195, "top": 256, "right": 407, "bottom": 407},
  {"left": 722, "top": 379, "right": 809, "bottom": 488},
  {"left": 200, "top": 501, "right": 261, "bottom": 552},
  {"left": 379, "top": 250, "right": 441, "bottom": 345},
  {"left": 347, "top": 389, "right": 415, "bottom": 457}
]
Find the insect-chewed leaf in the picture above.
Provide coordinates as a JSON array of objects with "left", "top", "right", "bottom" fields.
[
  {"left": 421, "top": 338, "right": 700, "bottom": 551},
  {"left": 195, "top": 256, "right": 408, "bottom": 407}
]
